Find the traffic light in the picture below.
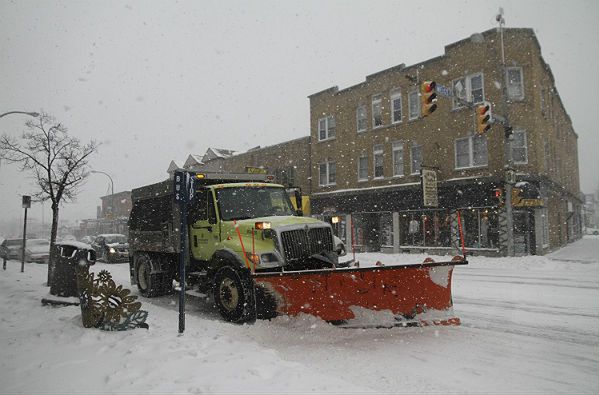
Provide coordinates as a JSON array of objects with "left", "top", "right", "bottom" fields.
[
  {"left": 492, "top": 188, "right": 504, "bottom": 207},
  {"left": 420, "top": 81, "right": 437, "bottom": 117},
  {"left": 476, "top": 101, "right": 492, "bottom": 135}
]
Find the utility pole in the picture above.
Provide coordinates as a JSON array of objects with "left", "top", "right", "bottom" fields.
[
  {"left": 21, "top": 196, "right": 31, "bottom": 272},
  {"left": 497, "top": 8, "right": 515, "bottom": 257}
]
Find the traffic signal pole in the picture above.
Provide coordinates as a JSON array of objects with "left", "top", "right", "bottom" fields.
[{"left": 497, "top": 11, "right": 515, "bottom": 257}]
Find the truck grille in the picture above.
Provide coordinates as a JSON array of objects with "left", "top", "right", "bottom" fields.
[{"left": 280, "top": 227, "right": 333, "bottom": 262}]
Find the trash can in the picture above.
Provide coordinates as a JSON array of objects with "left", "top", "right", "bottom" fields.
[{"left": 49, "top": 243, "right": 96, "bottom": 297}]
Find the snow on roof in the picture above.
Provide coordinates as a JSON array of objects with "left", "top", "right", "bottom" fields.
[
  {"left": 56, "top": 241, "right": 93, "bottom": 250},
  {"left": 209, "top": 148, "right": 236, "bottom": 158}
]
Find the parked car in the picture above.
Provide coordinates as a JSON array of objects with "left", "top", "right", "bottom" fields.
[
  {"left": 17, "top": 239, "right": 50, "bottom": 263},
  {"left": 0, "top": 238, "right": 23, "bottom": 260},
  {"left": 91, "top": 234, "right": 129, "bottom": 263}
]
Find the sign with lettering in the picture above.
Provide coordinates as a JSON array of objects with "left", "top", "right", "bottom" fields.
[
  {"left": 246, "top": 166, "right": 267, "bottom": 174},
  {"left": 421, "top": 168, "right": 438, "bottom": 207}
]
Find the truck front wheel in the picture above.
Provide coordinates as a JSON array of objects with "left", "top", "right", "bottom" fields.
[{"left": 213, "top": 266, "right": 256, "bottom": 323}]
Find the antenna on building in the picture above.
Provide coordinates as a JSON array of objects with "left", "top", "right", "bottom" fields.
[{"left": 496, "top": 7, "right": 505, "bottom": 24}]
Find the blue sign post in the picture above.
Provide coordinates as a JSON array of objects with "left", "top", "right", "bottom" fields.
[{"left": 174, "top": 171, "right": 189, "bottom": 334}]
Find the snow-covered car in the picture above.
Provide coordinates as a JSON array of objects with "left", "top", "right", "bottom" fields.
[
  {"left": 91, "top": 234, "right": 129, "bottom": 263},
  {"left": 80, "top": 235, "right": 96, "bottom": 245},
  {"left": 17, "top": 239, "right": 50, "bottom": 263},
  {"left": 0, "top": 238, "right": 23, "bottom": 260}
]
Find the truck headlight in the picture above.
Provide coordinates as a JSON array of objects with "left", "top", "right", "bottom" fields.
[{"left": 109, "top": 247, "right": 116, "bottom": 254}]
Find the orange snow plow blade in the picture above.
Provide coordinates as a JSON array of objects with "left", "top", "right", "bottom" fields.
[{"left": 253, "top": 257, "right": 467, "bottom": 327}]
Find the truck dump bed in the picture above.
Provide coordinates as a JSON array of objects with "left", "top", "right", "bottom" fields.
[{"left": 129, "top": 179, "right": 182, "bottom": 254}]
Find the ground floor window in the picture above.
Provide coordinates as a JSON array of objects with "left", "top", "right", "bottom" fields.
[
  {"left": 459, "top": 208, "right": 499, "bottom": 249},
  {"left": 397, "top": 207, "right": 498, "bottom": 249},
  {"left": 380, "top": 212, "right": 393, "bottom": 247},
  {"left": 399, "top": 210, "right": 450, "bottom": 247}
]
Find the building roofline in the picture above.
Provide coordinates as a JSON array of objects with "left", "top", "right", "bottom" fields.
[
  {"left": 309, "top": 28, "right": 542, "bottom": 100},
  {"left": 231, "top": 136, "right": 311, "bottom": 158}
]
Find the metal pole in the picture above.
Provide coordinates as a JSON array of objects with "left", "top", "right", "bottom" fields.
[
  {"left": 21, "top": 207, "right": 28, "bottom": 272},
  {"left": 179, "top": 196, "right": 187, "bottom": 334},
  {"left": 174, "top": 171, "right": 188, "bottom": 335},
  {"left": 0, "top": 111, "right": 39, "bottom": 119},
  {"left": 497, "top": 10, "right": 515, "bottom": 257}
]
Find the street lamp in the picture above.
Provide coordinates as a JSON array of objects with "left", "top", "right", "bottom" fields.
[
  {"left": 0, "top": 111, "right": 39, "bottom": 119},
  {"left": 90, "top": 170, "right": 115, "bottom": 231}
]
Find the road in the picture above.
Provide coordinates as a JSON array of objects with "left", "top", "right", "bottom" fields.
[
  {"left": 1, "top": 238, "right": 598, "bottom": 393},
  {"left": 105, "top": 240, "right": 599, "bottom": 393}
]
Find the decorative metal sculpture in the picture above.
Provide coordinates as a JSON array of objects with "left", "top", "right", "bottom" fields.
[{"left": 76, "top": 269, "right": 148, "bottom": 331}]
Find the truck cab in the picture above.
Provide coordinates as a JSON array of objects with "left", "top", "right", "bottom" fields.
[{"left": 189, "top": 182, "right": 336, "bottom": 271}]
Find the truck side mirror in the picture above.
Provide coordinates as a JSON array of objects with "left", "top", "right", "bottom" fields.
[{"left": 294, "top": 189, "right": 303, "bottom": 217}]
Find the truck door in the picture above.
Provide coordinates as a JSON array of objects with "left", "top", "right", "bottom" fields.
[{"left": 189, "top": 189, "right": 219, "bottom": 261}]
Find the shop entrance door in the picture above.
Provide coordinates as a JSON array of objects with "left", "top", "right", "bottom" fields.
[{"left": 513, "top": 209, "right": 536, "bottom": 255}]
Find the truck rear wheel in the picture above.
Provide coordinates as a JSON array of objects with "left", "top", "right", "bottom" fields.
[
  {"left": 136, "top": 254, "right": 163, "bottom": 297},
  {"left": 213, "top": 266, "right": 256, "bottom": 323}
]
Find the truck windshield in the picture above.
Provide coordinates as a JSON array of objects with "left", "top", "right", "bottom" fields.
[{"left": 217, "top": 186, "right": 297, "bottom": 221}]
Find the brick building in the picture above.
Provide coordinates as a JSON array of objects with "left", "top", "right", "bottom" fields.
[
  {"left": 175, "top": 27, "right": 581, "bottom": 256},
  {"left": 308, "top": 27, "right": 581, "bottom": 256}
]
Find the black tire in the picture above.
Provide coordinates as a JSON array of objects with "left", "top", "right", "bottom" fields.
[
  {"left": 136, "top": 254, "right": 163, "bottom": 297},
  {"left": 213, "top": 266, "right": 256, "bottom": 323}
]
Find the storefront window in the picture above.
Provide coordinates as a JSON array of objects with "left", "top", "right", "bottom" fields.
[
  {"left": 397, "top": 208, "right": 498, "bottom": 250},
  {"left": 399, "top": 210, "right": 450, "bottom": 247},
  {"left": 459, "top": 208, "right": 499, "bottom": 249},
  {"left": 380, "top": 213, "right": 393, "bottom": 247}
]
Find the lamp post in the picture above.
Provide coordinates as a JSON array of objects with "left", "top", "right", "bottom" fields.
[
  {"left": 0, "top": 111, "right": 39, "bottom": 119},
  {"left": 90, "top": 170, "right": 115, "bottom": 232},
  {"left": 0, "top": 111, "right": 39, "bottom": 169}
]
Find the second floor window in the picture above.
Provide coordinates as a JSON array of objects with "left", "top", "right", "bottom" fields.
[
  {"left": 455, "top": 135, "right": 488, "bottom": 169},
  {"left": 319, "top": 161, "right": 336, "bottom": 186},
  {"left": 453, "top": 72, "right": 485, "bottom": 108},
  {"left": 356, "top": 105, "right": 367, "bottom": 133},
  {"left": 391, "top": 89, "right": 402, "bottom": 123},
  {"left": 374, "top": 145, "right": 384, "bottom": 178},
  {"left": 411, "top": 144, "right": 422, "bottom": 174},
  {"left": 358, "top": 154, "right": 368, "bottom": 181},
  {"left": 408, "top": 90, "right": 420, "bottom": 120},
  {"left": 318, "top": 115, "right": 336, "bottom": 141},
  {"left": 506, "top": 67, "right": 524, "bottom": 100},
  {"left": 372, "top": 94, "right": 383, "bottom": 128},
  {"left": 392, "top": 141, "right": 404, "bottom": 177},
  {"left": 512, "top": 130, "right": 528, "bottom": 164}
]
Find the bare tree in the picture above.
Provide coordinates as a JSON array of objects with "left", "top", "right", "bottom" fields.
[{"left": 0, "top": 112, "right": 98, "bottom": 284}]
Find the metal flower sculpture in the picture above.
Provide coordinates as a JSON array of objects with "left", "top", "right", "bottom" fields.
[{"left": 76, "top": 268, "right": 147, "bottom": 330}]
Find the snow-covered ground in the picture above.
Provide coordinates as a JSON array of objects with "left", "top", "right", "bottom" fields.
[{"left": 1, "top": 237, "right": 598, "bottom": 394}]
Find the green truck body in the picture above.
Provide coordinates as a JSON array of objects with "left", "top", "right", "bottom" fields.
[{"left": 128, "top": 172, "right": 339, "bottom": 322}]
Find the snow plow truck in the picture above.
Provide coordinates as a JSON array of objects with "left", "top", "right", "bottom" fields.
[{"left": 128, "top": 171, "right": 467, "bottom": 327}]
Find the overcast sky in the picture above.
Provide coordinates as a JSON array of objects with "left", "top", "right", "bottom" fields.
[{"left": 1, "top": 0, "right": 598, "bottom": 227}]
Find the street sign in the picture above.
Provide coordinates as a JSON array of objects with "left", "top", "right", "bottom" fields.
[
  {"left": 436, "top": 83, "right": 453, "bottom": 98},
  {"left": 22, "top": 195, "right": 31, "bottom": 208},
  {"left": 505, "top": 169, "right": 516, "bottom": 184},
  {"left": 421, "top": 168, "right": 439, "bottom": 207}
]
